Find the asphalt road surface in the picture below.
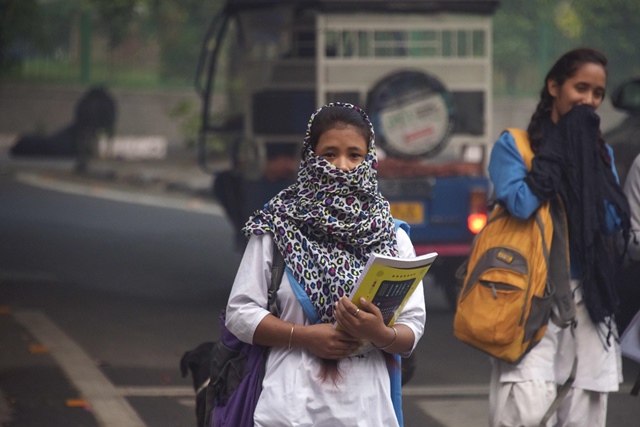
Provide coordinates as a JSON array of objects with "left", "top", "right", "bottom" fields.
[{"left": 1, "top": 175, "right": 639, "bottom": 427}]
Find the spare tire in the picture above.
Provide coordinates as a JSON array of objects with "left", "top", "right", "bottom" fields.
[{"left": 367, "top": 70, "right": 455, "bottom": 158}]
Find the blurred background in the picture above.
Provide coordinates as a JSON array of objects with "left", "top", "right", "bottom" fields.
[
  {"left": 1, "top": 0, "right": 639, "bottom": 150},
  {"left": 1, "top": 1, "right": 640, "bottom": 426}
]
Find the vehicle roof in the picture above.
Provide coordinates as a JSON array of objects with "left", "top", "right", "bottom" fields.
[{"left": 224, "top": 0, "right": 500, "bottom": 15}]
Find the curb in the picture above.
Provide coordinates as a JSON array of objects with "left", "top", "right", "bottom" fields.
[{"left": 14, "top": 172, "right": 225, "bottom": 217}]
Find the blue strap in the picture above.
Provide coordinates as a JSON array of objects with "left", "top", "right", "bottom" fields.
[
  {"left": 288, "top": 219, "right": 410, "bottom": 426},
  {"left": 394, "top": 219, "right": 410, "bottom": 237},
  {"left": 390, "top": 354, "right": 403, "bottom": 426},
  {"left": 286, "top": 267, "right": 321, "bottom": 324},
  {"left": 390, "top": 219, "right": 409, "bottom": 427}
]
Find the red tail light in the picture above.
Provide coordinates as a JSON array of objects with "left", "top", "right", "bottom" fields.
[
  {"left": 468, "top": 187, "right": 487, "bottom": 234},
  {"left": 468, "top": 213, "right": 487, "bottom": 234}
]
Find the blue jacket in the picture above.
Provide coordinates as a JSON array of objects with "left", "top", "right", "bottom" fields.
[{"left": 488, "top": 130, "right": 623, "bottom": 278}]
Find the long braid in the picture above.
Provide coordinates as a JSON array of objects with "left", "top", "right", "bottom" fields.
[{"left": 526, "top": 90, "right": 553, "bottom": 153}]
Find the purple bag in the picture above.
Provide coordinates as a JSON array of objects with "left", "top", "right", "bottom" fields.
[
  {"left": 204, "top": 242, "right": 284, "bottom": 427},
  {"left": 207, "top": 311, "right": 268, "bottom": 427}
]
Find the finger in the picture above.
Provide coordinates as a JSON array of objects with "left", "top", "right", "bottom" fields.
[
  {"left": 358, "top": 297, "right": 382, "bottom": 317},
  {"left": 334, "top": 301, "right": 352, "bottom": 325},
  {"left": 336, "top": 298, "right": 360, "bottom": 326},
  {"left": 336, "top": 333, "right": 361, "bottom": 342},
  {"left": 357, "top": 297, "right": 373, "bottom": 311},
  {"left": 339, "top": 296, "right": 358, "bottom": 313}
]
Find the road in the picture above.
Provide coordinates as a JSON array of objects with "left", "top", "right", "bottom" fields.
[{"left": 1, "top": 175, "right": 639, "bottom": 427}]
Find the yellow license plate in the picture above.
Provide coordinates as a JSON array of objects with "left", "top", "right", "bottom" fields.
[{"left": 389, "top": 202, "right": 424, "bottom": 224}]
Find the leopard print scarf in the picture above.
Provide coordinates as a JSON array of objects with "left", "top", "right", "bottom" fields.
[{"left": 243, "top": 103, "right": 398, "bottom": 323}]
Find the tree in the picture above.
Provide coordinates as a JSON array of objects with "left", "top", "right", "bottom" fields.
[
  {"left": 492, "top": 0, "right": 557, "bottom": 95},
  {"left": 90, "top": 0, "right": 144, "bottom": 49},
  {"left": 147, "top": 0, "right": 222, "bottom": 81},
  {"left": 0, "top": 0, "right": 46, "bottom": 74},
  {"left": 572, "top": 0, "right": 640, "bottom": 85},
  {"left": 492, "top": 0, "right": 640, "bottom": 95}
]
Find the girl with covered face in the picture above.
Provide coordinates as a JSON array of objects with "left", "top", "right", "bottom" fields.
[
  {"left": 488, "top": 48, "right": 631, "bottom": 427},
  {"left": 225, "top": 103, "right": 426, "bottom": 426}
]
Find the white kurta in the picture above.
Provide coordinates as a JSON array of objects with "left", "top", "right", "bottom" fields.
[
  {"left": 225, "top": 228, "right": 426, "bottom": 427},
  {"left": 493, "top": 281, "right": 622, "bottom": 392}
]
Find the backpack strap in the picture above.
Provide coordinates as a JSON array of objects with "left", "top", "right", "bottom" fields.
[
  {"left": 506, "top": 128, "right": 534, "bottom": 169},
  {"left": 504, "top": 129, "right": 578, "bottom": 427},
  {"left": 505, "top": 128, "right": 575, "bottom": 324},
  {"left": 394, "top": 219, "right": 410, "bottom": 237},
  {"left": 285, "top": 220, "right": 412, "bottom": 327},
  {"left": 268, "top": 239, "right": 285, "bottom": 316},
  {"left": 548, "top": 199, "right": 576, "bottom": 326},
  {"left": 390, "top": 218, "right": 410, "bottom": 427}
]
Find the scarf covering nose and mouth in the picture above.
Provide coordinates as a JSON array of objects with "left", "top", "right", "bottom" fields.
[
  {"left": 525, "top": 105, "right": 631, "bottom": 330},
  {"left": 243, "top": 102, "right": 398, "bottom": 323}
]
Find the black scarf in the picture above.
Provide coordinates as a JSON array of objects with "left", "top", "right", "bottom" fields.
[{"left": 525, "top": 105, "right": 631, "bottom": 328}]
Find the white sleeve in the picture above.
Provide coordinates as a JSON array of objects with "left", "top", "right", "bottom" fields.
[
  {"left": 624, "top": 154, "right": 640, "bottom": 262},
  {"left": 225, "top": 229, "right": 427, "bottom": 353},
  {"left": 225, "top": 234, "right": 274, "bottom": 344},
  {"left": 394, "top": 227, "right": 427, "bottom": 356}
]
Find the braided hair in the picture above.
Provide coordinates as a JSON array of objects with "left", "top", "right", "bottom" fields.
[{"left": 527, "top": 48, "right": 611, "bottom": 167}]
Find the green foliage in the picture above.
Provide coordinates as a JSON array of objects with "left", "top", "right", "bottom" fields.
[
  {"left": 169, "top": 98, "right": 233, "bottom": 153},
  {"left": 4, "top": 0, "right": 640, "bottom": 95},
  {"left": 573, "top": 0, "right": 640, "bottom": 85},
  {"left": 169, "top": 99, "right": 201, "bottom": 146},
  {"left": 493, "top": 0, "right": 640, "bottom": 95},
  {"left": 0, "top": 0, "right": 46, "bottom": 73},
  {"left": 554, "top": 2, "right": 583, "bottom": 40},
  {"left": 90, "top": 0, "right": 141, "bottom": 49},
  {"left": 148, "top": 0, "right": 222, "bottom": 82}
]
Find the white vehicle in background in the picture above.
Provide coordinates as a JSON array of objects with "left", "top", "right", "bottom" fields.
[{"left": 197, "top": 0, "right": 500, "bottom": 309}]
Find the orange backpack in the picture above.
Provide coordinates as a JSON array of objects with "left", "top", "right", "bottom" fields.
[{"left": 454, "top": 128, "right": 556, "bottom": 363}]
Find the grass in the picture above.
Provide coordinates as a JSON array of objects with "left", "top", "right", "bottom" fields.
[{"left": 3, "top": 58, "right": 195, "bottom": 90}]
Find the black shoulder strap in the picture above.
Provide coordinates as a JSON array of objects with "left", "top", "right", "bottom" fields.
[
  {"left": 268, "top": 239, "right": 285, "bottom": 316},
  {"left": 548, "top": 197, "right": 576, "bottom": 325}
]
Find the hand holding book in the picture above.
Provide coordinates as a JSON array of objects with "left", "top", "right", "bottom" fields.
[{"left": 334, "top": 251, "right": 437, "bottom": 354}]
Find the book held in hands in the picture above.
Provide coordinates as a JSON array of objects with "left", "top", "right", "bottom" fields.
[
  {"left": 337, "top": 251, "right": 438, "bottom": 331},
  {"left": 336, "top": 251, "right": 437, "bottom": 355}
]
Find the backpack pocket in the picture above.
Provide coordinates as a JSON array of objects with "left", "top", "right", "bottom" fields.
[
  {"left": 210, "top": 341, "right": 250, "bottom": 401},
  {"left": 523, "top": 292, "right": 552, "bottom": 342},
  {"left": 457, "top": 248, "right": 529, "bottom": 346}
]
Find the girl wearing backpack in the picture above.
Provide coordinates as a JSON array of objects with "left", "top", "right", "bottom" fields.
[
  {"left": 487, "top": 48, "right": 631, "bottom": 426},
  {"left": 224, "top": 103, "right": 426, "bottom": 426}
]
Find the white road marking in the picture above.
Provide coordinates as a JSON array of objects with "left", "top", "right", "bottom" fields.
[
  {"left": 116, "top": 386, "right": 193, "bottom": 397},
  {"left": 13, "top": 307, "right": 637, "bottom": 427},
  {"left": 415, "top": 398, "right": 489, "bottom": 426},
  {"left": 14, "top": 310, "right": 147, "bottom": 427},
  {"left": 402, "top": 384, "right": 489, "bottom": 397},
  {"left": 15, "top": 172, "right": 224, "bottom": 217},
  {"left": 177, "top": 398, "right": 196, "bottom": 407}
]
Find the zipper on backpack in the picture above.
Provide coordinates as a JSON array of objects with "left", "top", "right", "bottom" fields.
[
  {"left": 479, "top": 280, "right": 522, "bottom": 299},
  {"left": 488, "top": 282, "right": 498, "bottom": 299}
]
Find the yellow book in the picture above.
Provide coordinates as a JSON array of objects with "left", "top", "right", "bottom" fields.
[{"left": 344, "top": 251, "right": 438, "bottom": 327}]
